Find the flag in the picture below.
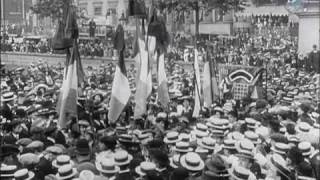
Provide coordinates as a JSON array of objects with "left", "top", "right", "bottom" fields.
[
  {"left": 134, "top": 21, "right": 153, "bottom": 118},
  {"left": 203, "top": 61, "right": 212, "bottom": 107},
  {"left": 56, "top": 41, "right": 83, "bottom": 129},
  {"left": 192, "top": 49, "right": 202, "bottom": 117},
  {"left": 157, "top": 52, "right": 169, "bottom": 107},
  {"left": 108, "top": 24, "right": 131, "bottom": 123}
]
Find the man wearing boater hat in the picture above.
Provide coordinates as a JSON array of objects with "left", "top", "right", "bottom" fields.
[{"left": 1, "top": 91, "right": 17, "bottom": 120}]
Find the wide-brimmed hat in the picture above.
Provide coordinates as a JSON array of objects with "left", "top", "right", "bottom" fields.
[
  {"left": 172, "top": 141, "right": 193, "bottom": 153},
  {"left": 0, "top": 165, "right": 17, "bottom": 178},
  {"left": 114, "top": 150, "right": 133, "bottom": 166},
  {"left": 1, "top": 91, "right": 17, "bottom": 102},
  {"left": 52, "top": 155, "right": 75, "bottom": 168},
  {"left": 135, "top": 161, "right": 157, "bottom": 176},
  {"left": 118, "top": 134, "right": 134, "bottom": 143},
  {"left": 222, "top": 139, "right": 236, "bottom": 150},
  {"left": 245, "top": 118, "right": 258, "bottom": 129},
  {"left": 55, "top": 164, "right": 77, "bottom": 180},
  {"left": 204, "top": 155, "right": 229, "bottom": 178},
  {"left": 96, "top": 158, "right": 120, "bottom": 174},
  {"left": 193, "top": 123, "right": 210, "bottom": 134},
  {"left": 169, "top": 154, "right": 181, "bottom": 168},
  {"left": 235, "top": 139, "right": 254, "bottom": 159},
  {"left": 227, "top": 132, "right": 244, "bottom": 141},
  {"left": 271, "top": 143, "right": 290, "bottom": 155},
  {"left": 298, "top": 141, "right": 314, "bottom": 157},
  {"left": 19, "top": 153, "right": 40, "bottom": 166},
  {"left": 244, "top": 131, "right": 261, "bottom": 144},
  {"left": 179, "top": 133, "right": 190, "bottom": 142},
  {"left": 13, "top": 168, "right": 35, "bottom": 180},
  {"left": 269, "top": 154, "right": 291, "bottom": 179},
  {"left": 78, "top": 120, "right": 90, "bottom": 127},
  {"left": 45, "top": 146, "right": 64, "bottom": 155},
  {"left": 198, "top": 137, "right": 216, "bottom": 150},
  {"left": 207, "top": 118, "right": 229, "bottom": 131},
  {"left": 164, "top": 131, "right": 181, "bottom": 144},
  {"left": 296, "top": 122, "right": 312, "bottom": 133},
  {"left": 228, "top": 165, "right": 250, "bottom": 180},
  {"left": 180, "top": 152, "right": 205, "bottom": 172}
]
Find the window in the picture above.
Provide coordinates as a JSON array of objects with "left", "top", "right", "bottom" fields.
[
  {"left": 94, "top": 6, "right": 102, "bottom": 16},
  {"left": 93, "top": 2, "right": 103, "bottom": 16},
  {"left": 79, "top": 3, "right": 88, "bottom": 12}
]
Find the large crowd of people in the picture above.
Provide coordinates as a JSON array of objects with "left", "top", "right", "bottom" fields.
[{"left": 1, "top": 17, "right": 320, "bottom": 180}]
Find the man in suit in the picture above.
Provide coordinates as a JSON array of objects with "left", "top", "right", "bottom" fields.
[
  {"left": 114, "top": 150, "right": 134, "bottom": 180},
  {"left": 0, "top": 92, "right": 17, "bottom": 121},
  {"left": 89, "top": 19, "right": 96, "bottom": 38},
  {"left": 309, "top": 44, "right": 320, "bottom": 73}
]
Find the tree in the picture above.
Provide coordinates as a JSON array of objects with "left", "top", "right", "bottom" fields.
[
  {"left": 30, "top": 0, "right": 73, "bottom": 21},
  {"left": 156, "top": 0, "right": 248, "bottom": 44}
]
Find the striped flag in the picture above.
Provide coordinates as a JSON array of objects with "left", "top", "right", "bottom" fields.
[
  {"left": 192, "top": 49, "right": 202, "bottom": 117},
  {"left": 134, "top": 22, "right": 153, "bottom": 118},
  {"left": 203, "top": 61, "right": 212, "bottom": 107},
  {"left": 108, "top": 24, "right": 131, "bottom": 123},
  {"left": 56, "top": 41, "right": 83, "bottom": 129},
  {"left": 157, "top": 52, "right": 169, "bottom": 107}
]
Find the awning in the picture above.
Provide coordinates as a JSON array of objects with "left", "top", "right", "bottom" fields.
[{"left": 236, "top": 5, "right": 289, "bottom": 17}]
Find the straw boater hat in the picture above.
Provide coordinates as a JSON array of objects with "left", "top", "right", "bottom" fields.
[
  {"left": 245, "top": 118, "right": 258, "bottom": 129},
  {"left": 222, "top": 139, "right": 236, "bottom": 150},
  {"left": 55, "top": 164, "right": 77, "bottom": 180},
  {"left": 193, "top": 123, "right": 210, "bottom": 134},
  {"left": 164, "top": 131, "right": 181, "bottom": 144},
  {"left": 198, "top": 137, "right": 216, "bottom": 150},
  {"left": 180, "top": 152, "right": 205, "bottom": 172},
  {"left": 227, "top": 132, "right": 244, "bottom": 141},
  {"left": 269, "top": 154, "right": 291, "bottom": 179},
  {"left": 244, "top": 131, "right": 261, "bottom": 144},
  {"left": 296, "top": 122, "right": 312, "bottom": 133},
  {"left": 0, "top": 165, "right": 17, "bottom": 178},
  {"left": 172, "top": 141, "right": 193, "bottom": 153},
  {"left": 135, "top": 161, "right": 157, "bottom": 176},
  {"left": 114, "top": 150, "right": 133, "bottom": 166},
  {"left": 179, "top": 133, "right": 190, "bottom": 142},
  {"left": 169, "top": 154, "right": 181, "bottom": 169},
  {"left": 1, "top": 91, "right": 17, "bottom": 102},
  {"left": 13, "top": 168, "right": 35, "bottom": 180},
  {"left": 96, "top": 158, "right": 120, "bottom": 174},
  {"left": 235, "top": 139, "right": 255, "bottom": 159},
  {"left": 298, "top": 142, "right": 314, "bottom": 157},
  {"left": 271, "top": 143, "right": 290, "bottom": 155},
  {"left": 52, "top": 155, "right": 75, "bottom": 169},
  {"left": 228, "top": 165, "right": 250, "bottom": 180}
]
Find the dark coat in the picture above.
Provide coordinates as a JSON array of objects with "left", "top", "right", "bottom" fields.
[
  {"left": 1, "top": 103, "right": 14, "bottom": 121},
  {"left": 115, "top": 171, "right": 134, "bottom": 180}
]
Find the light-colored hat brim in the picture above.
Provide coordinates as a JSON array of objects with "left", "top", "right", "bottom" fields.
[
  {"left": 95, "top": 162, "right": 120, "bottom": 174},
  {"left": 1, "top": 94, "right": 17, "bottom": 102},
  {"left": 52, "top": 160, "right": 75, "bottom": 169},
  {"left": 163, "top": 137, "right": 181, "bottom": 144},
  {"left": 228, "top": 168, "right": 247, "bottom": 180},
  {"left": 180, "top": 155, "right": 205, "bottom": 172},
  {"left": 55, "top": 168, "right": 77, "bottom": 180},
  {"left": 114, "top": 154, "right": 133, "bottom": 166},
  {"left": 135, "top": 166, "right": 156, "bottom": 176},
  {"left": 13, "top": 171, "right": 34, "bottom": 180},
  {"left": 270, "top": 147, "right": 286, "bottom": 155},
  {"left": 197, "top": 141, "right": 215, "bottom": 150}
]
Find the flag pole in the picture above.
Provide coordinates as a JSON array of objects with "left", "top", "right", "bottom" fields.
[{"left": 206, "top": 45, "right": 214, "bottom": 105}]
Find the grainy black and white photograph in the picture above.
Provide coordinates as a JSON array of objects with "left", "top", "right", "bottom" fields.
[{"left": 0, "top": 0, "right": 319, "bottom": 179}]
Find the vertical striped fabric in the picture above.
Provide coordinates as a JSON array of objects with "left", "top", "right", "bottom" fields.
[
  {"left": 192, "top": 49, "right": 202, "bottom": 117},
  {"left": 157, "top": 52, "right": 170, "bottom": 108}
]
